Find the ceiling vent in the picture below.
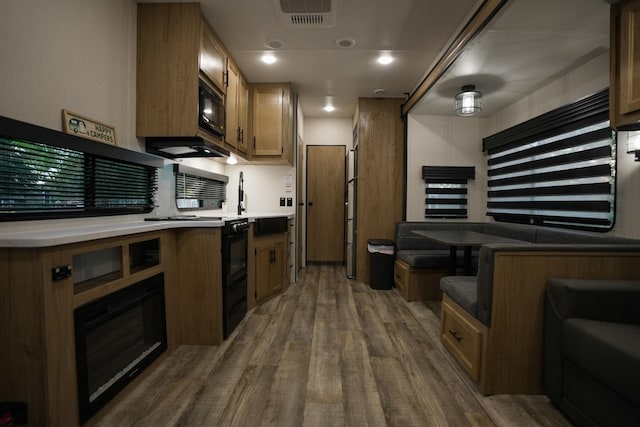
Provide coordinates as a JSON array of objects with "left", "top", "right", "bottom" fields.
[{"left": 273, "top": 0, "right": 336, "bottom": 27}]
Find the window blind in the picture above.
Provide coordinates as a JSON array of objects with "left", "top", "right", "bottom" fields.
[
  {"left": 483, "top": 89, "right": 615, "bottom": 230},
  {"left": 174, "top": 164, "right": 227, "bottom": 209},
  {"left": 0, "top": 137, "right": 157, "bottom": 220},
  {"left": 422, "top": 166, "right": 475, "bottom": 218}
]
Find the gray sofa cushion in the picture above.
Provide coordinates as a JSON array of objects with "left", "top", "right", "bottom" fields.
[
  {"left": 440, "top": 276, "right": 478, "bottom": 317},
  {"left": 563, "top": 318, "right": 640, "bottom": 408},
  {"left": 482, "top": 222, "right": 537, "bottom": 243},
  {"left": 395, "top": 221, "right": 484, "bottom": 251},
  {"left": 535, "top": 227, "right": 639, "bottom": 244},
  {"left": 396, "top": 249, "right": 452, "bottom": 269},
  {"left": 547, "top": 278, "right": 640, "bottom": 325}
]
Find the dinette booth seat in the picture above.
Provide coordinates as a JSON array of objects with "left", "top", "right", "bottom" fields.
[
  {"left": 432, "top": 223, "right": 640, "bottom": 396},
  {"left": 393, "top": 221, "right": 538, "bottom": 302}
]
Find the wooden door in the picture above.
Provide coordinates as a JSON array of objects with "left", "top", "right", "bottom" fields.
[{"left": 306, "top": 145, "right": 345, "bottom": 262}]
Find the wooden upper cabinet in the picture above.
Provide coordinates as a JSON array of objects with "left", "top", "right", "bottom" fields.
[
  {"left": 225, "top": 58, "right": 249, "bottom": 152},
  {"left": 136, "top": 3, "right": 228, "bottom": 139},
  {"left": 237, "top": 76, "right": 249, "bottom": 153},
  {"left": 610, "top": 0, "right": 640, "bottom": 129},
  {"left": 136, "top": 2, "right": 201, "bottom": 137},
  {"left": 200, "top": 21, "right": 227, "bottom": 94},
  {"left": 250, "top": 83, "right": 293, "bottom": 164},
  {"left": 225, "top": 60, "right": 240, "bottom": 149}
]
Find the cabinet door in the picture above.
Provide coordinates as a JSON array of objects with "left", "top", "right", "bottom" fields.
[
  {"left": 225, "top": 60, "right": 240, "bottom": 149},
  {"left": 237, "top": 77, "right": 249, "bottom": 153},
  {"left": 252, "top": 86, "right": 284, "bottom": 156},
  {"left": 200, "top": 22, "right": 226, "bottom": 92},
  {"left": 254, "top": 237, "right": 286, "bottom": 302},
  {"left": 619, "top": 0, "right": 640, "bottom": 115},
  {"left": 255, "top": 242, "right": 274, "bottom": 302},
  {"left": 270, "top": 240, "right": 286, "bottom": 294}
]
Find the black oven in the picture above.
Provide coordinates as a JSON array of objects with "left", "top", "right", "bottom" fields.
[
  {"left": 222, "top": 218, "right": 249, "bottom": 338},
  {"left": 199, "top": 78, "right": 225, "bottom": 138}
]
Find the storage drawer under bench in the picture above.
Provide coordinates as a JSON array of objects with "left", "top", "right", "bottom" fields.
[
  {"left": 393, "top": 258, "right": 446, "bottom": 301},
  {"left": 441, "top": 294, "right": 484, "bottom": 381}
]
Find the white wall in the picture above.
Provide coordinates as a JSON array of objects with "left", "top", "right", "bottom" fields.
[
  {"left": 0, "top": 0, "right": 139, "bottom": 151},
  {"left": 485, "top": 51, "right": 640, "bottom": 238},
  {"left": 485, "top": 53, "right": 611, "bottom": 136},
  {"left": 406, "top": 115, "right": 486, "bottom": 221},
  {"left": 406, "top": 51, "right": 640, "bottom": 238},
  {"left": 303, "top": 118, "right": 353, "bottom": 148},
  {"left": 224, "top": 165, "right": 296, "bottom": 216},
  {"left": 0, "top": 0, "right": 145, "bottom": 233},
  {"left": 0, "top": 0, "right": 297, "bottom": 233}
]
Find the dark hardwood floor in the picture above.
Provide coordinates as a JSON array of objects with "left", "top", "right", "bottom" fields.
[{"left": 96, "top": 265, "right": 571, "bottom": 427}]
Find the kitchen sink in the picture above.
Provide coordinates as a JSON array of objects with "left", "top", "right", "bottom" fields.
[{"left": 254, "top": 216, "right": 288, "bottom": 236}]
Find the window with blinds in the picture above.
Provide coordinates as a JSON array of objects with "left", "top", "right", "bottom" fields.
[
  {"left": 422, "top": 166, "right": 475, "bottom": 218},
  {"left": 483, "top": 89, "right": 615, "bottom": 231},
  {"left": 0, "top": 137, "right": 158, "bottom": 220},
  {"left": 174, "top": 164, "right": 227, "bottom": 209}
]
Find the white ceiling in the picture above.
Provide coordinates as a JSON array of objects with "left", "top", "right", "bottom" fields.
[
  {"left": 138, "top": 0, "right": 611, "bottom": 119},
  {"left": 412, "top": 0, "right": 611, "bottom": 116}
]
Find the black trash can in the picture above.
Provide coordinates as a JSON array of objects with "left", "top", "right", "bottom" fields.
[{"left": 367, "top": 238, "right": 395, "bottom": 290}]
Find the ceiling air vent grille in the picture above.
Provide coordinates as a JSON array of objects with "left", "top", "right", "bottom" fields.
[
  {"left": 290, "top": 14, "right": 324, "bottom": 25},
  {"left": 273, "top": 0, "right": 336, "bottom": 27}
]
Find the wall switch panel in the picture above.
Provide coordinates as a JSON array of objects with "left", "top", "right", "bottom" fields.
[
  {"left": 279, "top": 197, "right": 285, "bottom": 206},
  {"left": 286, "top": 197, "right": 293, "bottom": 206}
]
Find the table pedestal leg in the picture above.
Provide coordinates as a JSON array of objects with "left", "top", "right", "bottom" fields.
[
  {"left": 449, "top": 246, "right": 457, "bottom": 276},
  {"left": 463, "top": 246, "right": 472, "bottom": 275}
]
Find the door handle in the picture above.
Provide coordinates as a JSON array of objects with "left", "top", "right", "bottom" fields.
[{"left": 308, "top": 202, "right": 313, "bottom": 206}]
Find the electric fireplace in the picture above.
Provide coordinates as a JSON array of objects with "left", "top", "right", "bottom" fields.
[{"left": 74, "top": 273, "right": 167, "bottom": 423}]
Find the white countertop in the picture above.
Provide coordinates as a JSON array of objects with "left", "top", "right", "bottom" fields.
[{"left": 0, "top": 213, "right": 294, "bottom": 248}]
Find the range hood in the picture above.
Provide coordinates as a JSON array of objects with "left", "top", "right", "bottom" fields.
[{"left": 145, "top": 136, "right": 230, "bottom": 159}]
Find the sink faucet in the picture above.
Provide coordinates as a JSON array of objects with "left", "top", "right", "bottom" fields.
[{"left": 237, "top": 171, "right": 245, "bottom": 215}]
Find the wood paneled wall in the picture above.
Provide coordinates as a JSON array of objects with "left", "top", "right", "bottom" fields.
[{"left": 355, "top": 98, "right": 405, "bottom": 283}]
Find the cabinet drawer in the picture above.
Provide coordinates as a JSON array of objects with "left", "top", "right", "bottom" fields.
[
  {"left": 441, "top": 297, "right": 482, "bottom": 381},
  {"left": 394, "top": 259, "right": 409, "bottom": 293}
]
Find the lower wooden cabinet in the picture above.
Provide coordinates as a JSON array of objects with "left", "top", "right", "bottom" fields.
[
  {"left": 440, "top": 294, "right": 483, "bottom": 381},
  {"left": 254, "top": 233, "right": 287, "bottom": 303},
  {"left": 393, "top": 259, "right": 445, "bottom": 302}
]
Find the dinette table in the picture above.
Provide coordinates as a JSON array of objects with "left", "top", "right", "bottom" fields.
[{"left": 411, "top": 230, "right": 525, "bottom": 275}]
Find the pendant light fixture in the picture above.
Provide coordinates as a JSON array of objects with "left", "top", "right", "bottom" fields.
[{"left": 454, "top": 85, "right": 483, "bottom": 116}]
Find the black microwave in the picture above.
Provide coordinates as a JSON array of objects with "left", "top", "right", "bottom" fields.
[{"left": 199, "top": 79, "right": 225, "bottom": 138}]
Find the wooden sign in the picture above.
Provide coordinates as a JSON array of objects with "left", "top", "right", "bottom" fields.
[{"left": 62, "top": 110, "right": 117, "bottom": 145}]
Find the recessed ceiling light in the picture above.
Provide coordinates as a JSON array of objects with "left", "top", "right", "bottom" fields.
[
  {"left": 324, "top": 105, "right": 335, "bottom": 112},
  {"left": 377, "top": 53, "right": 393, "bottom": 65},
  {"left": 336, "top": 38, "right": 355, "bottom": 48},
  {"left": 374, "top": 88, "right": 386, "bottom": 96},
  {"left": 261, "top": 53, "right": 277, "bottom": 64},
  {"left": 266, "top": 39, "right": 284, "bottom": 49}
]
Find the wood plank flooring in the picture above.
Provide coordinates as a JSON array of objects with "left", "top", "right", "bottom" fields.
[{"left": 97, "top": 265, "right": 571, "bottom": 427}]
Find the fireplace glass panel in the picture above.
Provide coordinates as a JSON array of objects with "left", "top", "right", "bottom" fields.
[{"left": 74, "top": 273, "right": 166, "bottom": 424}]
